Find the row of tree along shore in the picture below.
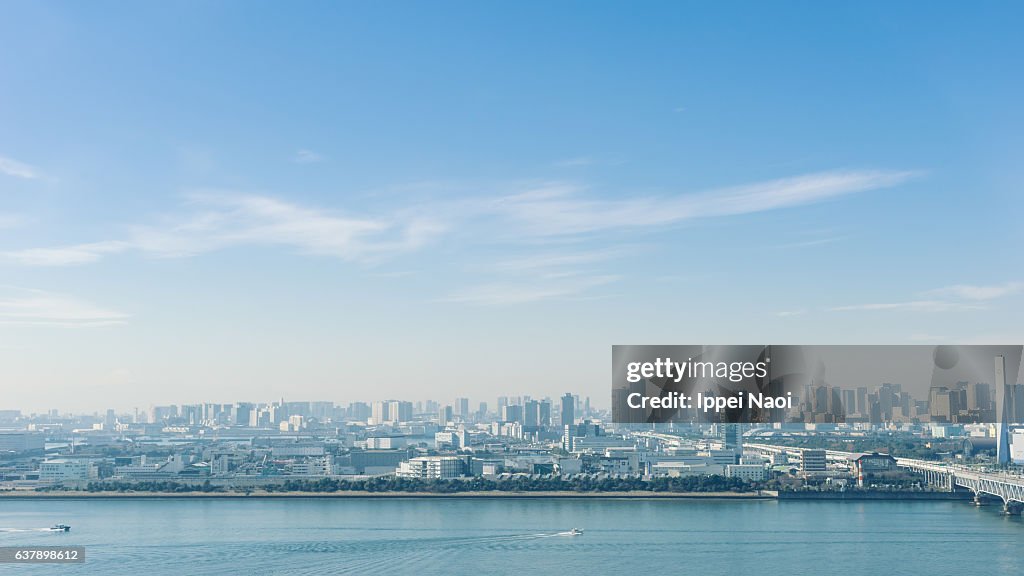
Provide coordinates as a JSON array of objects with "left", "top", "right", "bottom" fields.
[
  {"left": 12, "top": 474, "right": 961, "bottom": 497},
  {"left": 58, "top": 475, "right": 757, "bottom": 494}
]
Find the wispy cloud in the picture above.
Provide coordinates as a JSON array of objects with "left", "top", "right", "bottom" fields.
[
  {"left": 3, "top": 169, "right": 920, "bottom": 308},
  {"left": 441, "top": 274, "right": 619, "bottom": 306},
  {"left": 292, "top": 149, "right": 324, "bottom": 164},
  {"left": 4, "top": 193, "right": 445, "bottom": 266},
  {"left": 829, "top": 280, "right": 1022, "bottom": 314},
  {"left": 0, "top": 155, "right": 40, "bottom": 179},
  {"left": 924, "top": 281, "right": 1024, "bottom": 301},
  {"left": 0, "top": 287, "right": 128, "bottom": 327},
  {"left": 828, "top": 300, "right": 984, "bottom": 313},
  {"left": 492, "top": 169, "right": 919, "bottom": 236},
  {"left": 775, "top": 309, "right": 806, "bottom": 317},
  {"left": 5, "top": 241, "right": 128, "bottom": 266}
]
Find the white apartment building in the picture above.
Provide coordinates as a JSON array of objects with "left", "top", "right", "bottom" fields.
[
  {"left": 396, "top": 456, "right": 463, "bottom": 479},
  {"left": 39, "top": 459, "right": 94, "bottom": 483},
  {"left": 725, "top": 464, "right": 768, "bottom": 482}
]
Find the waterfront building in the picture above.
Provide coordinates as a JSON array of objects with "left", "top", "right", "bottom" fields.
[
  {"left": 39, "top": 459, "right": 94, "bottom": 483},
  {"left": 345, "top": 450, "right": 410, "bottom": 475},
  {"left": 801, "top": 449, "right": 827, "bottom": 474},
  {"left": 725, "top": 464, "right": 767, "bottom": 482},
  {"left": 396, "top": 456, "right": 464, "bottom": 479},
  {"left": 851, "top": 452, "right": 897, "bottom": 487}
]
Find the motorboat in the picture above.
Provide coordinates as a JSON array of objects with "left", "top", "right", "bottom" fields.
[
  {"left": 569, "top": 528, "right": 583, "bottom": 536},
  {"left": 49, "top": 524, "right": 71, "bottom": 532}
]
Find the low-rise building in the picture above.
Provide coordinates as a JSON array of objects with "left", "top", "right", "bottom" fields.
[
  {"left": 396, "top": 456, "right": 463, "bottom": 479},
  {"left": 39, "top": 459, "right": 95, "bottom": 483},
  {"left": 725, "top": 464, "right": 767, "bottom": 482},
  {"left": 801, "top": 449, "right": 827, "bottom": 474}
]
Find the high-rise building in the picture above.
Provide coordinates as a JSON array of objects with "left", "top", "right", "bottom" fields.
[
  {"left": 347, "top": 402, "right": 370, "bottom": 421},
  {"left": 502, "top": 404, "right": 523, "bottom": 423},
  {"left": 996, "top": 355, "right": 1010, "bottom": 464},
  {"left": 371, "top": 401, "right": 390, "bottom": 425},
  {"left": 388, "top": 401, "right": 412, "bottom": 423},
  {"left": 438, "top": 405, "right": 453, "bottom": 425},
  {"left": 235, "top": 403, "right": 254, "bottom": 428},
  {"left": 456, "top": 397, "right": 470, "bottom": 417},
  {"left": 524, "top": 400, "right": 539, "bottom": 428},
  {"left": 561, "top": 393, "right": 575, "bottom": 428},
  {"left": 719, "top": 423, "right": 742, "bottom": 465},
  {"left": 842, "top": 390, "right": 856, "bottom": 416}
]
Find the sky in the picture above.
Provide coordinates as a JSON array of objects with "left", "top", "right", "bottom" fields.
[{"left": 1, "top": 2, "right": 1023, "bottom": 413}]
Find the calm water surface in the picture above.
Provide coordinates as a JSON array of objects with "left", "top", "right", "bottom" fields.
[{"left": 1, "top": 498, "right": 1021, "bottom": 575}]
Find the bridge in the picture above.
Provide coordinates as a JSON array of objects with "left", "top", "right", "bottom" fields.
[
  {"left": 897, "top": 458, "right": 1024, "bottom": 514},
  {"left": 745, "top": 442, "right": 1024, "bottom": 514}
]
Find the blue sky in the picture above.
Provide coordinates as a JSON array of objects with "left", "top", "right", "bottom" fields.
[{"left": 1, "top": 2, "right": 1022, "bottom": 412}]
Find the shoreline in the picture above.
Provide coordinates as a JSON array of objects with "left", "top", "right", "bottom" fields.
[
  {"left": 0, "top": 490, "right": 771, "bottom": 500},
  {"left": 0, "top": 489, "right": 969, "bottom": 500}
]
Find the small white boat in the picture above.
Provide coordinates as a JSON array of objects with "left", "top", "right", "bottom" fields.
[
  {"left": 49, "top": 524, "right": 71, "bottom": 532},
  {"left": 569, "top": 528, "right": 583, "bottom": 536}
]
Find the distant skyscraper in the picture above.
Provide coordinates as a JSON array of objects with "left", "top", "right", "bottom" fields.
[
  {"left": 524, "top": 400, "right": 539, "bottom": 428},
  {"left": 856, "top": 387, "right": 868, "bottom": 416},
  {"left": 235, "top": 403, "right": 254, "bottom": 428},
  {"left": 720, "top": 423, "right": 742, "bottom": 464},
  {"left": 438, "top": 405, "right": 453, "bottom": 425},
  {"left": 388, "top": 401, "right": 412, "bottom": 423},
  {"left": 456, "top": 397, "right": 470, "bottom": 417},
  {"left": 501, "top": 404, "right": 522, "bottom": 423},
  {"left": 371, "top": 401, "right": 390, "bottom": 425},
  {"left": 842, "top": 390, "right": 856, "bottom": 417},
  {"left": 347, "top": 402, "right": 370, "bottom": 421},
  {"left": 561, "top": 393, "right": 575, "bottom": 428},
  {"left": 996, "top": 355, "right": 1010, "bottom": 464}
]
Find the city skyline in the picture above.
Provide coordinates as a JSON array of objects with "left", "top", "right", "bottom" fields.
[
  {"left": 2, "top": 392, "right": 598, "bottom": 422},
  {"left": 3, "top": 3, "right": 1024, "bottom": 412}
]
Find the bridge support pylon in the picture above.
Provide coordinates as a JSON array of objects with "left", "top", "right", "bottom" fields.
[
  {"left": 974, "top": 493, "right": 984, "bottom": 506},
  {"left": 1002, "top": 501, "right": 1023, "bottom": 515}
]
